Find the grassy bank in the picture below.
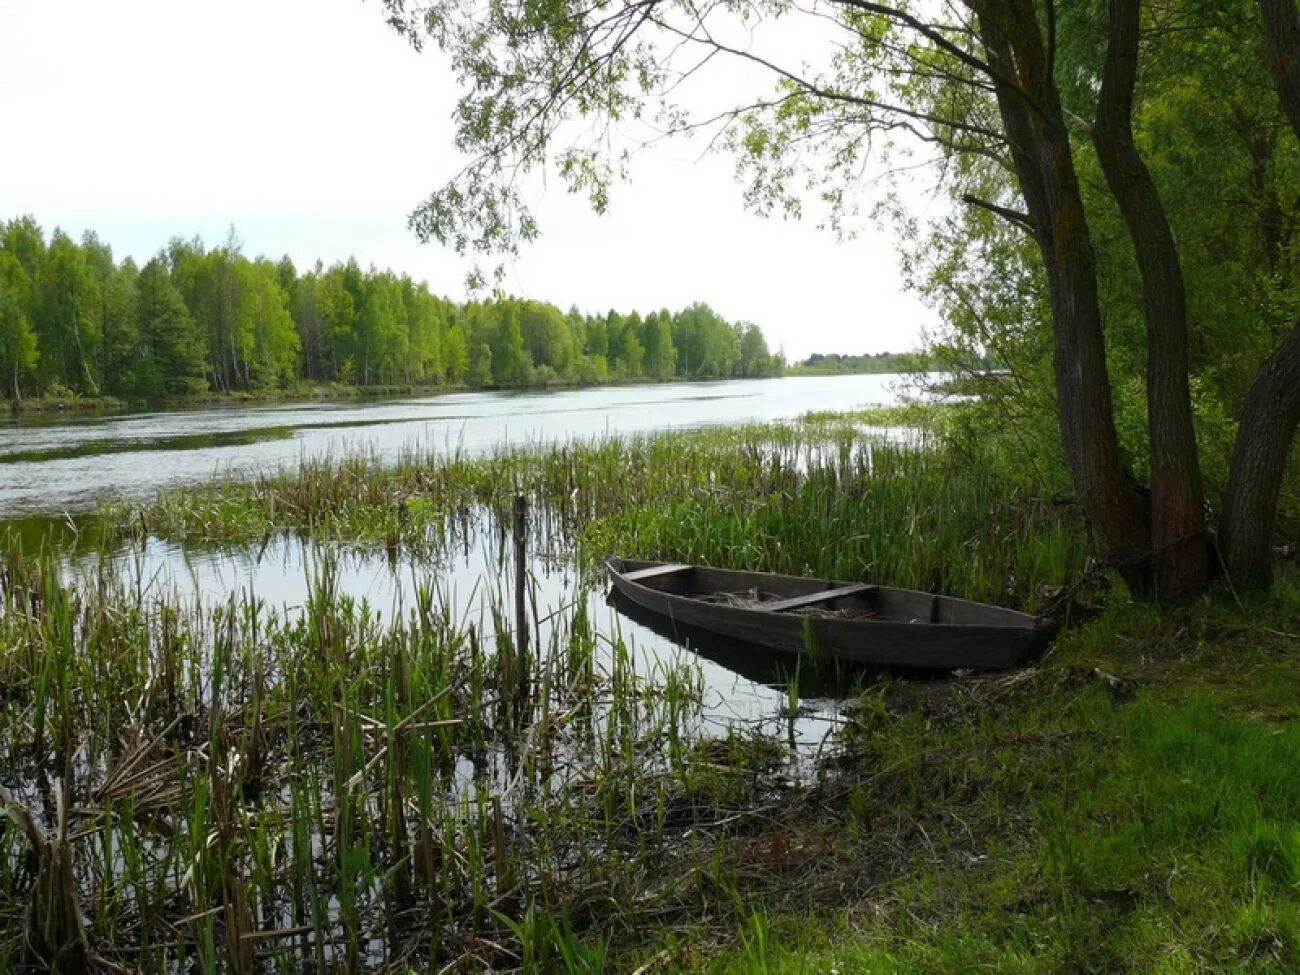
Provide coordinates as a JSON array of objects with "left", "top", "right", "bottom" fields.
[
  {"left": 681, "top": 579, "right": 1300, "bottom": 973},
  {"left": 3, "top": 547, "right": 1297, "bottom": 972}
]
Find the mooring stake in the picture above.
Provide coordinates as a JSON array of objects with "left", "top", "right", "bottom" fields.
[{"left": 513, "top": 494, "right": 529, "bottom": 710}]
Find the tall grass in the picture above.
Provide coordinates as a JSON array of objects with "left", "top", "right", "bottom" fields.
[
  {"left": 5, "top": 411, "right": 1298, "bottom": 971},
  {"left": 100, "top": 417, "right": 1090, "bottom": 610},
  {"left": 0, "top": 546, "right": 789, "bottom": 972}
]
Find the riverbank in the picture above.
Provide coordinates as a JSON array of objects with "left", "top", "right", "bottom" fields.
[
  {"left": 5, "top": 373, "right": 793, "bottom": 418},
  {"left": 2, "top": 407, "right": 1297, "bottom": 972},
  {"left": 5, "top": 378, "right": 581, "bottom": 416},
  {"left": 666, "top": 578, "right": 1300, "bottom": 972}
]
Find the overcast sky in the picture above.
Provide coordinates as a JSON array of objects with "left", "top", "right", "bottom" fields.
[{"left": 0, "top": 0, "right": 936, "bottom": 359}]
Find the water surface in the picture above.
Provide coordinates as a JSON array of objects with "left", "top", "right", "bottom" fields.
[{"left": 0, "top": 375, "right": 906, "bottom": 517}]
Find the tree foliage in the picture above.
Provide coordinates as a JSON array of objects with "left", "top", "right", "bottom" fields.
[{"left": 376, "top": 0, "right": 1300, "bottom": 595}]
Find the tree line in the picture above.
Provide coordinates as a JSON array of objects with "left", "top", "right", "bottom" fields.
[
  {"left": 0, "top": 218, "right": 784, "bottom": 402},
  {"left": 789, "top": 351, "right": 941, "bottom": 375}
]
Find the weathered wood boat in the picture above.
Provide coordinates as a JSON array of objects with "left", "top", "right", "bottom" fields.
[{"left": 605, "top": 557, "right": 1058, "bottom": 671}]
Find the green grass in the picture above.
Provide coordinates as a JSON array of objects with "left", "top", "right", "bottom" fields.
[
  {"left": 655, "top": 577, "right": 1300, "bottom": 973},
  {"left": 679, "top": 688, "right": 1300, "bottom": 973}
]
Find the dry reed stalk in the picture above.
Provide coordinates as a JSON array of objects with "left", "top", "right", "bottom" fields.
[{"left": 0, "top": 780, "right": 90, "bottom": 974}]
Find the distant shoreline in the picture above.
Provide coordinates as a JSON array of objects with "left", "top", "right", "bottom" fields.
[{"left": 4, "top": 371, "right": 853, "bottom": 418}]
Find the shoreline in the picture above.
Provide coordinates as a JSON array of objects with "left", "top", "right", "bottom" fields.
[{"left": 3, "top": 372, "right": 793, "bottom": 418}]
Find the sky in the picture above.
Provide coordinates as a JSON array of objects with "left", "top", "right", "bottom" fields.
[{"left": 0, "top": 0, "right": 937, "bottom": 359}]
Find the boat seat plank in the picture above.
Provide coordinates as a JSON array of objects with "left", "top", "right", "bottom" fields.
[
  {"left": 764, "top": 583, "right": 874, "bottom": 613},
  {"left": 623, "top": 563, "right": 693, "bottom": 583}
]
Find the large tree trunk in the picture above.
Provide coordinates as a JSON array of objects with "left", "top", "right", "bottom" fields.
[
  {"left": 1093, "top": 0, "right": 1208, "bottom": 599},
  {"left": 975, "top": 2, "right": 1153, "bottom": 591},
  {"left": 1220, "top": 321, "right": 1300, "bottom": 585},
  {"left": 1219, "top": 1, "right": 1300, "bottom": 586},
  {"left": 1258, "top": 0, "right": 1300, "bottom": 136}
]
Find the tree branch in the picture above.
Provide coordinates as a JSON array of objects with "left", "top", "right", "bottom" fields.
[{"left": 961, "top": 194, "right": 1035, "bottom": 232}]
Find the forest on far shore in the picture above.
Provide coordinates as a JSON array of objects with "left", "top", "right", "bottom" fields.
[
  {"left": 0, "top": 216, "right": 785, "bottom": 403},
  {"left": 788, "top": 351, "right": 934, "bottom": 375}
]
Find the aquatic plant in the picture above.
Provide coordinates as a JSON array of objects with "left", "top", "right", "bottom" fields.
[
  {"left": 0, "top": 545, "right": 799, "bottom": 972},
  {"left": 100, "top": 416, "right": 1090, "bottom": 610}
]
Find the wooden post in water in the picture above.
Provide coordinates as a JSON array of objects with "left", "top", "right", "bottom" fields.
[{"left": 513, "top": 494, "right": 529, "bottom": 709}]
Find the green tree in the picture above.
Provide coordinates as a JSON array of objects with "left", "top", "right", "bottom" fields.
[
  {"left": 276, "top": 255, "right": 297, "bottom": 295},
  {"left": 640, "top": 310, "right": 676, "bottom": 380},
  {"left": 403, "top": 282, "right": 445, "bottom": 383},
  {"left": 189, "top": 233, "right": 250, "bottom": 392},
  {"left": 381, "top": 274, "right": 412, "bottom": 383},
  {"left": 356, "top": 272, "right": 402, "bottom": 385},
  {"left": 242, "top": 260, "right": 300, "bottom": 387},
  {"left": 2, "top": 216, "right": 47, "bottom": 281},
  {"left": 36, "top": 231, "right": 100, "bottom": 394},
  {"left": 519, "top": 299, "right": 574, "bottom": 376},
  {"left": 81, "top": 233, "right": 141, "bottom": 396},
  {"left": 0, "top": 251, "right": 38, "bottom": 400},
  {"left": 443, "top": 320, "right": 470, "bottom": 382},
  {"left": 337, "top": 258, "right": 368, "bottom": 378},
  {"left": 488, "top": 301, "right": 530, "bottom": 384},
  {"left": 0, "top": 215, "right": 783, "bottom": 400},
  {"left": 582, "top": 314, "right": 608, "bottom": 360},
  {"left": 319, "top": 266, "right": 357, "bottom": 382},
  {"left": 673, "top": 303, "right": 737, "bottom": 378},
  {"left": 735, "top": 323, "right": 773, "bottom": 378},
  {"left": 608, "top": 310, "right": 644, "bottom": 376},
  {"left": 136, "top": 257, "right": 207, "bottom": 395},
  {"left": 292, "top": 267, "right": 330, "bottom": 382},
  {"left": 469, "top": 341, "right": 493, "bottom": 387}
]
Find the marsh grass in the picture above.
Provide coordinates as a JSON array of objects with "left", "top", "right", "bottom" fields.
[
  {"left": 101, "top": 417, "right": 1090, "bottom": 611},
  {"left": 0, "top": 547, "right": 804, "bottom": 973}
]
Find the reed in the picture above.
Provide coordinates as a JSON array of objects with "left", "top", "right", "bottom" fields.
[
  {"left": 0, "top": 409, "right": 1112, "bottom": 971},
  {"left": 99, "top": 415, "right": 1089, "bottom": 610},
  {"left": 0, "top": 542, "right": 795, "bottom": 972}
]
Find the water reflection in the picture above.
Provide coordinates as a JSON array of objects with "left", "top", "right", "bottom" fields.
[{"left": 64, "top": 518, "right": 854, "bottom": 752}]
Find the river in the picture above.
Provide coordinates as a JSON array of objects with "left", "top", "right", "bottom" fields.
[{"left": 0, "top": 374, "right": 908, "bottom": 518}]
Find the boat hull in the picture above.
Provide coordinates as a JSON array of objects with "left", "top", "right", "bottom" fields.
[{"left": 605, "top": 558, "right": 1056, "bottom": 672}]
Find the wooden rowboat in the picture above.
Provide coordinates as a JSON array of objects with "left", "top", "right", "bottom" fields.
[{"left": 605, "top": 557, "right": 1058, "bottom": 672}]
